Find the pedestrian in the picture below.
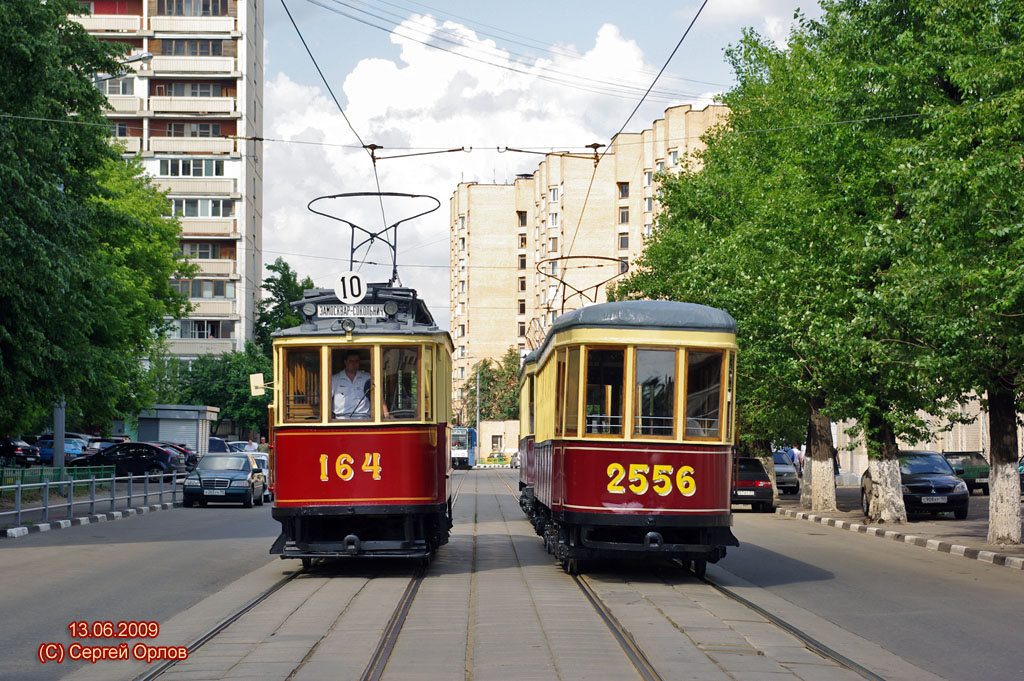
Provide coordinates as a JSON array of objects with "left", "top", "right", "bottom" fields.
[
  {"left": 244, "top": 439, "right": 257, "bottom": 452},
  {"left": 791, "top": 445, "right": 804, "bottom": 477},
  {"left": 257, "top": 436, "right": 269, "bottom": 453},
  {"left": 831, "top": 445, "right": 840, "bottom": 476}
]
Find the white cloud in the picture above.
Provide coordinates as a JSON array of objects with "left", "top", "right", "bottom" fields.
[
  {"left": 683, "top": 0, "right": 807, "bottom": 48},
  {"left": 263, "top": 16, "right": 705, "bottom": 330}
]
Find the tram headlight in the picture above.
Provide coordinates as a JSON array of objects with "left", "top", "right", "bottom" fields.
[
  {"left": 340, "top": 318, "right": 356, "bottom": 333},
  {"left": 302, "top": 302, "right": 316, "bottom": 318},
  {"left": 383, "top": 300, "right": 398, "bottom": 316}
]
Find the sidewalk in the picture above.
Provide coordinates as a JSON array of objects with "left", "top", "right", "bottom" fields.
[{"left": 774, "top": 485, "right": 1024, "bottom": 570}]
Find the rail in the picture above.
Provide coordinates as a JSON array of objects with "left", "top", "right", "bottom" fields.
[{"left": 0, "top": 468, "right": 185, "bottom": 528}]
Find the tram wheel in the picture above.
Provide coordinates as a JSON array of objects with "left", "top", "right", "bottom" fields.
[
  {"left": 562, "top": 558, "right": 583, "bottom": 576},
  {"left": 692, "top": 559, "right": 707, "bottom": 579}
]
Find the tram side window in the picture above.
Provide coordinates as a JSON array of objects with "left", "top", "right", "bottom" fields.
[
  {"left": 585, "top": 348, "right": 624, "bottom": 435},
  {"left": 284, "top": 348, "right": 321, "bottom": 422},
  {"left": 382, "top": 346, "right": 419, "bottom": 420},
  {"left": 634, "top": 349, "right": 676, "bottom": 436},
  {"left": 564, "top": 348, "right": 581, "bottom": 436},
  {"left": 554, "top": 349, "right": 566, "bottom": 437},
  {"left": 330, "top": 348, "right": 373, "bottom": 420},
  {"left": 528, "top": 375, "right": 535, "bottom": 434},
  {"left": 685, "top": 351, "right": 723, "bottom": 438},
  {"left": 422, "top": 346, "right": 433, "bottom": 422}
]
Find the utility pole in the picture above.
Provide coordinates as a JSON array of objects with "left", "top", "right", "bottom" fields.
[{"left": 475, "top": 363, "right": 480, "bottom": 432}]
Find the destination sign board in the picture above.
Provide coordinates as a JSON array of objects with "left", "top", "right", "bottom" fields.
[{"left": 318, "top": 304, "right": 386, "bottom": 318}]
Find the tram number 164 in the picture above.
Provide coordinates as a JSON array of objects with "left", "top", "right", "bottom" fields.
[
  {"left": 319, "top": 453, "right": 382, "bottom": 482},
  {"left": 606, "top": 463, "right": 695, "bottom": 497}
]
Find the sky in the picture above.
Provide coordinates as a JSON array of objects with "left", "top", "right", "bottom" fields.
[{"left": 260, "top": 0, "right": 823, "bottom": 330}]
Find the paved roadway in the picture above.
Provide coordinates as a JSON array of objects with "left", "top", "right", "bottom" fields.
[
  {"left": 719, "top": 506, "right": 1024, "bottom": 681},
  {"left": 0, "top": 503, "right": 281, "bottom": 681}
]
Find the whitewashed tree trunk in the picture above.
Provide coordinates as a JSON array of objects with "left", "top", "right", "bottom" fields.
[
  {"left": 799, "top": 456, "right": 812, "bottom": 507},
  {"left": 759, "top": 455, "right": 780, "bottom": 503},
  {"left": 808, "top": 398, "right": 837, "bottom": 512},
  {"left": 867, "top": 458, "right": 907, "bottom": 523},
  {"left": 810, "top": 455, "right": 837, "bottom": 512},
  {"left": 988, "top": 461, "right": 1022, "bottom": 543}
]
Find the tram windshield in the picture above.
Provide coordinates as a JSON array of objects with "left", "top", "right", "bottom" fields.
[
  {"left": 284, "top": 348, "right": 321, "bottom": 422},
  {"left": 382, "top": 346, "right": 419, "bottom": 420},
  {"left": 685, "top": 351, "right": 723, "bottom": 438},
  {"left": 330, "top": 347, "right": 373, "bottom": 420},
  {"left": 584, "top": 348, "right": 624, "bottom": 435},
  {"left": 634, "top": 349, "right": 676, "bottom": 437}
]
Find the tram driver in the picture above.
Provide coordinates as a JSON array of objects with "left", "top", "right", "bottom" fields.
[{"left": 332, "top": 350, "right": 372, "bottom": 419}]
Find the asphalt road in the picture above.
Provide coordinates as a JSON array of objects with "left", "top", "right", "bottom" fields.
[
  {"left": 0, "top": 504, "right": 281, "bottom": 681},
  {"left": 720, "top": 508, "right": 1024, "bottom": 681}
]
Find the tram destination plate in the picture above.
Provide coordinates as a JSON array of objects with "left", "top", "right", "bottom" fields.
[{"left": 318, "top": 304, "right": 386, "bottom": 318}]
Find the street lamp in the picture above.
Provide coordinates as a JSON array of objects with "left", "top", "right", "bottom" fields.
[{"left": 92, "top": 51, "right": 152, "bottom": 84}]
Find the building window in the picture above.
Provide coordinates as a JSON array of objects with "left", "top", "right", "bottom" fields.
[
  {"left": 459, "top": 237, "right": 465, "bottom": 251},
  {"left": 656, "top": 161, "right": 665, "bottom": 172},
  {"left": 550, "top": 187, "right": 559, "bottom": 202},
  {"left": 492, "top": 435, "right": 503, "bottom": 451},
  {"left": 459, "top": 367, "right": 465, "bottom": 379},
  {"left": 171, "top": 198, "right": 235, "bottom": 217},
  {"left": 618, "top": 232, "right": 629, "bottom": 250},
  {"left": 158, "top": 0, "right": 229, "bottom": 15},
  {"left": 170, "top": 279, "right": 236, "bottom": 299},
  {"left": 517, "top": 211, "right": 527, "bottom": 227},
  {"left": 548, "top": 236, "right": 558, "bottom": 252},
  {"left": 645, "top": 197, "right": 653, "bottom": 212},
  {"left": 111, "top": 122, "right": 129, "bottom": 137},
  {"left": 518, "top": 323, "right": 526, "bottom": 337},
  {"left": 518, "top": 299, "right": 526, "bottom": 314},
  {"left": 459, "top": 216, "right": 465, "bottom": 229},
  {"left": 618, "top": 182, "right": 629, "bottom": 199},
  {"left": 160, "top": 39, "right": 224, "bottom": 56},
  {"left": 619, "top": 207, "right": 629, "bottom": 224},
  {"left": 619, "top": 257, "right": 629, "bottom": 274},
  {"left": 550, "top": 261, "right": 559, "bottom": 275},
  {"left": 168, "top": 82, "right": 223, "bottom": 97},
  {"left": 518, "top": 277, "right": 526, "bottom": 292},
  {"left": 181, "top": 242, "right": 234, "bottom": 259},
  {"left": 177, "top": 319, "right": 234, "bottom": 339},
  {"left": 644, "top": 223, "right": 653, "bottom": 238},
  {"left": 549, "top": 212, "right": 559, "bottom": 228},
  {"left": 459, "top": 280, "right": 466, "bottom": 293},
  {"left": 459, "top": 324, "right": 465, "bottom": 337},
  {"left": 95, "top": 77, "right": 133, "bottom": 96},
  {"left": 644, "top": 171, "right": 652, "bottom": 186},
  {"left": 518, "top": 255, "right": 527, "bottom": 270},
  {"left": 518, "top": 234, "right": 527, "bottom": 248},
  {"left": 670, "top": 149, "right": 679, "bottom": 165},
  {"left": 159, "top": 158, "right": 225, "bottom": 177},
  {"left": 166, "top": 122, "right": 222, "bottom": 137}
]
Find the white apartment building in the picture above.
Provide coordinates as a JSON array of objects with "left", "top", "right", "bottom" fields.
[
  {"left": 75, "top": 0, "right": 264, "bottom": 360},
  {"left": 449, "top": 104, "right": 729, "bottom": 409}
]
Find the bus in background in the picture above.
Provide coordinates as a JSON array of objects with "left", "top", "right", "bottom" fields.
[{"left": 451, "top": 426, "right": 476, "bottom": 469}]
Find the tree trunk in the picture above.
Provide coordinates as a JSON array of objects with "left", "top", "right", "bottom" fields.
[
  {"left": 752, "top": 439, "right": 778, "bottom": 503},
  {"left": 986, "top": 384, "right": 1021, "bottom": 544},
  {"left": 807, "top": 396, "right": 837, "bottom": 512},
  {"left": 865, "top": 414, "right": 907, "bottom": 523}
]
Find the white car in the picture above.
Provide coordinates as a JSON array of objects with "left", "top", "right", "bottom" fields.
[{"left": 251, "top": 452, "right": 273, "bottom": 502}]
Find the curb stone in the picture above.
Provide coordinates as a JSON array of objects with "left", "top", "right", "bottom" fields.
[
  {"left": 777, "top": 508, "right": 1023, "bottom": 571},
  {"left": 4, "top": 501, "right": 182, "bottom": 539}
]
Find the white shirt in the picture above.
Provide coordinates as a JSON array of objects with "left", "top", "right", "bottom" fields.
[{"left": 332, "top": 370, "right": 371, "bottom": 419}]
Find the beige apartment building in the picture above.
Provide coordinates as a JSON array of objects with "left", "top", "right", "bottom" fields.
[
  {"left": 449, "top": 104, "right": 729, "bottom": 413},
  {"left": 75, "top": 0, "right": 263, "bottom": 360}
]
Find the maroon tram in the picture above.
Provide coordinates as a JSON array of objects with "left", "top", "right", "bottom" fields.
[{"left": 518, "top": 301, "right": 739, "bottom": 575}]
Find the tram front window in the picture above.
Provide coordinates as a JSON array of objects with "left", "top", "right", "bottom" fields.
[
  {"left": 382, "top": 346, "right": 419, "bottom": 419},
  {"left": 685, "top": 351, "right": 723, "bottom": 438},
  {"left": 330, "top": 348, "right": 373, "bottom": 420},
  {"left": 585, "top": 348, "right": 624, "bottom": 435},
  {"left": 284, "top": 348, "right": 321, "bottom": 422},
  {"left": 634, "top": 349, "right": 676, "bottom": 437}
]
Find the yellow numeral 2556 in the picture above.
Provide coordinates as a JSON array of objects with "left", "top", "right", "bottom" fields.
[{"left": 606, "top": 463, "right": 695, "bottom": 497}]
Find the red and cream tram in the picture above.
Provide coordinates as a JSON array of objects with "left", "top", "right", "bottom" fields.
[
  {"left": 517, "top": 349, "right": 540, "bottom": 520},
  {"left": 519, "top": 301, "right": 739, "bottom": 575},
  {"left": 268, "top": 283, "right": 453, "bottom": 565}
]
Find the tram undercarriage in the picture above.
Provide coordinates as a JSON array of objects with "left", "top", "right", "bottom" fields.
[{"left": 271, "top": 503, "right": 451, "bottom": 561}]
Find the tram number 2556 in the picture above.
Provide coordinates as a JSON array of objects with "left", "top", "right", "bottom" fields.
[
  {"left": 606, "top": 463, "right": 695, "bottom": 497},
  {"left": 319, "top": 453, "right": 382, "bottom": 482}
]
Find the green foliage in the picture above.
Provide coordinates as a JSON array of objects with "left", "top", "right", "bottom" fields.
[
  {"left": 254, "top": 258, "right": 315, "bottom": 358},
  {"left": 461, "top": 347, "right": 521, "bottom": 428},
  {"left": 0, "top": 1, "right": 187, "bottom": 434},
  {"left": 182, "top": 342, "right": 272, "bottom": 434}
]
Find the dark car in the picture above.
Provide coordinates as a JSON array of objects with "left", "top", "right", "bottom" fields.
[
  {"left": 69, "top": 441, "right": 187, "bottom": 478},
  {"left": 942, "top": 451, "right": 990, "bottom": 494},
  {"left": 0, "top": 437, "right": 41, "bottom": 467},
  {"left": 861, "top": 450, "right": 969, "bottom": 519},
  {"left": 148, "top": 442, "right": 198, "bottom": 470},
  {"left": 732, "top": 457, "right": 774, "bottom": 512},
  {"left": 772, "top": 450, "right": 800, "bottom": 495},
  {"left": 182, "top": 454, "right": 267, "bottom": 508},
  {"left": 208, "top": 436, "right": 229, "bottom": 453},
  {"left": 81, "top": 438, "right": 122, "bottom": 457}
]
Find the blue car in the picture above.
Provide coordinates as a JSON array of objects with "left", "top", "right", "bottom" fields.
[
  {"left": 183, "top": 454, "right": 267, "bottom": 508},
  {"left": 35, "top": 438, "right": 88, "bottom": 465}
]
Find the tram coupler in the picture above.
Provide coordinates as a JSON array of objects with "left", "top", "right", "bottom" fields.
[
  {"left": 643, "top": 531, "right": 664, "bottom": 550},
  {"left": 343, "top": 534, "right": 361, "bottom": 555}
]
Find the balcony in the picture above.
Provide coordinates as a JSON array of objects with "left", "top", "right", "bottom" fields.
[
  {"left": 189, "top": 300, "right": 234, "bottom": 316},
  {"left": 149, "top": 96, "right": 235, "bottom": 114},
  {"left": 165, "top": 338, "right": 236, "bottom": 356},
  {"left": 150, "top": 16, "right": 236, "bottom": 33},
  {"left": 75, "top": 14, "right": 143, "bottom": 33},
  {"left": 106, "top": 96, "right": 143, "bottom": 113},
  {"left": 155, "top": 177, "right": 237, "bottom": 195},
  {"left": 149, "top": 137, "right": 235, "bottom": 154},
  {"left": 111, "top": 137, "right": 142, "bottom": 154},
  {"left": 178, "top": 219, "right": 238, "bottom": 237},
  {"left": 151, "top": 56, "right": 236, "bottom": 75},
  {"left": 192, "top": 259, "right": 236, "bottom": 276}
]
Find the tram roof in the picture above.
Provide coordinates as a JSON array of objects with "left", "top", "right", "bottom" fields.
[
  {"left": 547, "top": 301, "right": 736, "bottom": 337},
  {"left": 272, "top": 283, "right": 451, "bottom": 341}
]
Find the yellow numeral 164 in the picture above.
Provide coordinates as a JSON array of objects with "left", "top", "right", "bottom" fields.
[
  {"left": 606, "top": 463, "right": 695, "bottom": 497},
  {"left": 319, "top": 452, "right": 382, "bottom": 482}
]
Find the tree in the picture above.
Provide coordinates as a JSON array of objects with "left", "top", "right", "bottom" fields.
[
  {"left": 254, "top": 258, "right": 315, "bottom": 358},
  {"left": 182, "top": 342, "right": 272, "bottom": 435},
  {"left": 461, "top": 347, "right": 521, "bottom": 428},
  {"left": 0, "top": 1, "right": 187, "bottom": 434}
]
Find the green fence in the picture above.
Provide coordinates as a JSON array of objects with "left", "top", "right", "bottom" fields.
[{"left": 0, "top": 466, "right": 115, "bottom": 487}]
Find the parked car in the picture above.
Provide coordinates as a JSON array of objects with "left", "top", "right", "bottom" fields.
[
  {"left": 208, "top": 437, "right": 229, "bottom": 453},
  {"left": 772, "top": 450, "right": 800, "bottom": 495},
  {"left": 732, "top": 457, "right": 774, "bottom": 512},
  {"left": 942, "top": 451, "right": 989, "bottom": 494},
  {"left": 35, "top": 437, "right": 89, "bottom": 465},
  {"left": 861, "top": 450, "right": 969, "bottom": 519},
  {"left": 0, "top": 437, "right": 41, "bottom": 467},
  {"left": 182, "top": 454, "right": 267, "bottom": 508},
  {"left": 147, "top": 442, "right": 198, "bottom": 470},
  {"left": 251, "top": 452, "right": 273, "bottom": 502},
  {"left": 509, "top": 452, "right": 520, "bottom": 469},
  {"left": 81, "top": 438, "right": 122, "bottom": 457},
  {"left": 69, "top": 441, "right": 187, "bottom": 478},
  {"left": 1019, "top": 455, "right": 1024, "bottom": 492},
  {"left": 228, "top": 440, "right": 251, "bottom": 452}
]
